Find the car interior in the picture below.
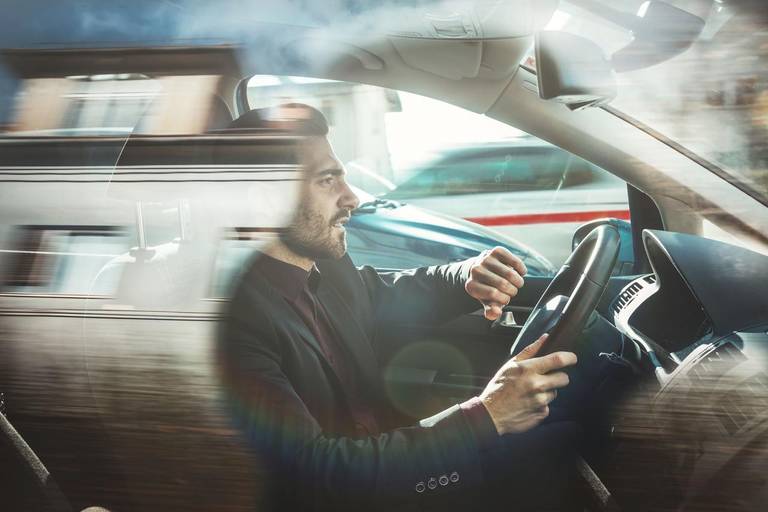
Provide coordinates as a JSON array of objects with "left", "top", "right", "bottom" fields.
[{"left": 1, "top": 1, "right": 768, "bottom": 511}]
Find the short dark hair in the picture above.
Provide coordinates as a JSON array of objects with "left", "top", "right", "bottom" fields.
[{"left": 228, "top": 103, "right": 329, "bottom": 136}]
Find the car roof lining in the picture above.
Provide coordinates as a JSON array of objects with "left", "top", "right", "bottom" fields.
[{"left": 248, "top": 33, "right": 532, "bottom": 114}]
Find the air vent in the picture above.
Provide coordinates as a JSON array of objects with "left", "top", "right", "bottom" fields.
[
  {"left": 613, "top": 280, "right": 645, "bottom": 314},
  {"left": 714, "top": 371, "right": 768, "bottom": 435},
  {"left": 644, "top": 274, "right": 657, "bottom": 285},
  {"left": 688, "top": 343, "right": 746, "bottom": 386}
]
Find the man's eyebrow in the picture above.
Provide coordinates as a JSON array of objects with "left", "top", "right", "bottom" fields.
[{"left": 313, "top": 168, "right": 344, "bottom": 178}]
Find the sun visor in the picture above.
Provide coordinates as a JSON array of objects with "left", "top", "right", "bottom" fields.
[
  {"left": 389, "top": 37, "right": 482, "bottom": 80},
  {"left": 387, "top": 0, "right": 557, "bottom": 80},
  {"left": 385, "top": 0, "right": 557, "bottom": 39}
]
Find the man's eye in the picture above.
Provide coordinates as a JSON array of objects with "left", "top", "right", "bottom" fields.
[{"left": 319, "top": 176, "right": 335, "bottom": 186}]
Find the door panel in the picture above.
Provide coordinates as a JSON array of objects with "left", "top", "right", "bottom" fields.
[{"left": 378, "top": 275, "right": 554, "bottom": 420}]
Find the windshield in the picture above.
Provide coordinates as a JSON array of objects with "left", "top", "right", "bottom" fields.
[
  {"left": 550, "top": 1, "right": 768, "bottom": 202},
  {"left": 350, "top": 184, "right": 375, "bottom": 204}
]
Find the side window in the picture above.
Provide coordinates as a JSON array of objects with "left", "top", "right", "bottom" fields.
[
  {"left": 245, "top": 74, "right": 628, "bottom": 269},
  {"left": 437, "top": 148, "right": 613, "bottom": 195},
  {"left": 434, "top": 149, "right": 560, "bottom": 195},
  {"left": 433, "top": 155, "right": 506, "bottom": 195},
  {"left": 1, "top": 226, "right": 132, "bottom": 295},
  {"left": 389, "top": 167, "right": 439, "bottom": 198}
]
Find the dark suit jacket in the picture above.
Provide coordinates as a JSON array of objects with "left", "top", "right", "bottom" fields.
[{"left": 217, "top": 253, "right": 496, "bottom": 511}]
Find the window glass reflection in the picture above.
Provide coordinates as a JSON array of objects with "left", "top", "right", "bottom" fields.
[{"left": 1, "top": 225, "right": 132, "bottom": 295}]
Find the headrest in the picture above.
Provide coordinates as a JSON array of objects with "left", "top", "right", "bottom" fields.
[
  {"left": 228, "top": 103, "right": 329, "bottom": 136},
  {"left": 207, "top": 96, "right": 234, "bottom": 131}
]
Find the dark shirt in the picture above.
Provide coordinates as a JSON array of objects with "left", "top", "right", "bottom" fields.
[{"left": 252, "top": 253, "right": 379, "bottom": 435}]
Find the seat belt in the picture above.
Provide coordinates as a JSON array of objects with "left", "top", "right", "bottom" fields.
[{"left": 0, "top": 408, "right": 73, "bottom": 512}]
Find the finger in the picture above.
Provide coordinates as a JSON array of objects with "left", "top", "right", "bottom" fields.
[
  {"left": 483, "top": 303, "right": 503, "bottom": 321},
  {"left": 465, "top": 280, "right": 512, "bottom": 306},
  {"left": 535, "top": 371, "right": 570, "bottom": 391},
  {"left": 526, "top": 351, "right": 578, "bottom": 374},
  {"left": 472, "top": 267, "right": 523, "bottom": 297},
  {"left": 513, "top": 333, "right": 548, "bottom": 362},
  {"left": 490, "top": 246, "right": 527, "bottom": 277},
  {"left": 529, "top": 390, "right": 558, "bottom": 408},
  {"left": 479, "top": 258, "right": 524, "bottom": 290}
]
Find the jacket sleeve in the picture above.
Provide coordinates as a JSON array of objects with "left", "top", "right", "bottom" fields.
[
  {"left": 217, "top": 302, "right": 494, "bottom": 509},
  {"left": 358, "top": 258, "right": 482, "bottom": 328}
]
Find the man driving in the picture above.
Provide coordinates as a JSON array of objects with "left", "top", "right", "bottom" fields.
[{"left": 218, "top": 104, "right": 579, "bottom": 512}]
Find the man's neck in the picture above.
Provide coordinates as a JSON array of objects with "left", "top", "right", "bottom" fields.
[{"left": 263, "top": 241, "right": 315, "bottom": 272}]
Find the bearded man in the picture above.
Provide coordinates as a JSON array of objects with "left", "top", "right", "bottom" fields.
[{"left": 218, "top": 104, "right": 580, "bottom": 512}]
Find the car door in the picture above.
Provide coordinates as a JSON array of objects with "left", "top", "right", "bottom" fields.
[
  {"left": 370, "top": 187, "right": 647, "bottom": 424},
  {"left": 373, "top": 272, "right": 553, "bottom": 422}
]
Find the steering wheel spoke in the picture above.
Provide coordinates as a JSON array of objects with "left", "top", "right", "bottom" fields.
[{"left": 510, "top": 225, "right": 621, "bottom": 357}]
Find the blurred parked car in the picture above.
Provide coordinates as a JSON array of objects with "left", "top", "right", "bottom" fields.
[{"left": 382, "top": 139, "right": 629, "bottom": 265}]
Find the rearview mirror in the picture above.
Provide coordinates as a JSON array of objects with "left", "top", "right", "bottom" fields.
[
  {"left": 535, "top": 31, "right": 616, "bottom": 110},
  {"left": 610, "top": 1, "right": 706, "bottom": 72},
  {"left": 573, "top": 218, "right": 634, "bottom": 275},
  {"left": 565, "top": 1, "right": 706, "bottom": 72}
]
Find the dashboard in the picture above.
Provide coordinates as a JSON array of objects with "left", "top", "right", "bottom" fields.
[
  {"left": 611, "top": 230, "right": 768, "bottom": 368},
  {"left": 600, "top": 229, "right": 768, "bottom": 510}
]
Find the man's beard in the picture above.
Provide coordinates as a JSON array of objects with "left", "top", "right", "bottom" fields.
[{"left": 280, "top": 207, "right": 349, "bottom": 261}]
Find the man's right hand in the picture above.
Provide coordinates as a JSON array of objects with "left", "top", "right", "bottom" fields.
[{"left": 479, "top": 334, "right": 577, "bottom": 435}]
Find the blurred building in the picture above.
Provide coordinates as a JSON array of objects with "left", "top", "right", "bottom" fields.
[{"left": 9, "top": 73, "right": 231, "bottom": 136}]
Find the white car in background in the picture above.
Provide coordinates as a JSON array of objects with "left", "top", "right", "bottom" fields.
[{"left": 382, "top": 138, "right": 629, "bottom": 265}]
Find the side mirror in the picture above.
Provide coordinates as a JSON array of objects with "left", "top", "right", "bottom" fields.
[
  {"left": 572, "top": 218, "right": 634, "bottom": 275},
  {"left": 535, "top": 30, "right": 617, "bottom": 110}
]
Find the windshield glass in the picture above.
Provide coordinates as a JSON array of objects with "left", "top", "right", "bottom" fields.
[{"left": 548, "top": 1, "right": 768, "bottom": 202}]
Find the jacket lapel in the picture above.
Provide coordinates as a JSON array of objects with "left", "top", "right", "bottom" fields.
[
  {"left": 248, "top": 271, "right": 333, "bottom": 373},
  {"left": 316, "top": 283, "right": 381, "bottom": 396},
  {"left": 246, "top": 260, "right": 380, "bottom": 409}
]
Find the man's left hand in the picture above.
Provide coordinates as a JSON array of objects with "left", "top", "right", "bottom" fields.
[{"left": 465, "top": 247, "right": 527, "bottom": 321}]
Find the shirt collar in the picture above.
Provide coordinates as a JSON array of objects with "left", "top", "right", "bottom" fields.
[{"left": 253, "top": 252, "right": 322, "bottom": 301}]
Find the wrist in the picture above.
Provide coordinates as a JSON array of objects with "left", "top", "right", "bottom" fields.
[
  {"left": 461, "top": 397, "right": 501, "bottom": 446},
  {"left": 477, "top": 396, "right": 503, "bottom": 435}
]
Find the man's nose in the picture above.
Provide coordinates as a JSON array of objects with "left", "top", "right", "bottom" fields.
[{"left": 339, "top": 181, "right": 360, "bottom": 211}]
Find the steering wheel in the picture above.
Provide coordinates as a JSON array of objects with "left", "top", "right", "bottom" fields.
[{"left": 509, "top": 225, "right": 620, "bottom": 357}]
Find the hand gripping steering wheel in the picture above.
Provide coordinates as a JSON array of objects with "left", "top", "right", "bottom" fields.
[{"left": 509, "top": 225, "right": 621, "bottom": 357}]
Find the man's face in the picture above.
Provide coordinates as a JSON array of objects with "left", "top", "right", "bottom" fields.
[{"left": 281, "top": 136, "right": 360, "bottom": 261}]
